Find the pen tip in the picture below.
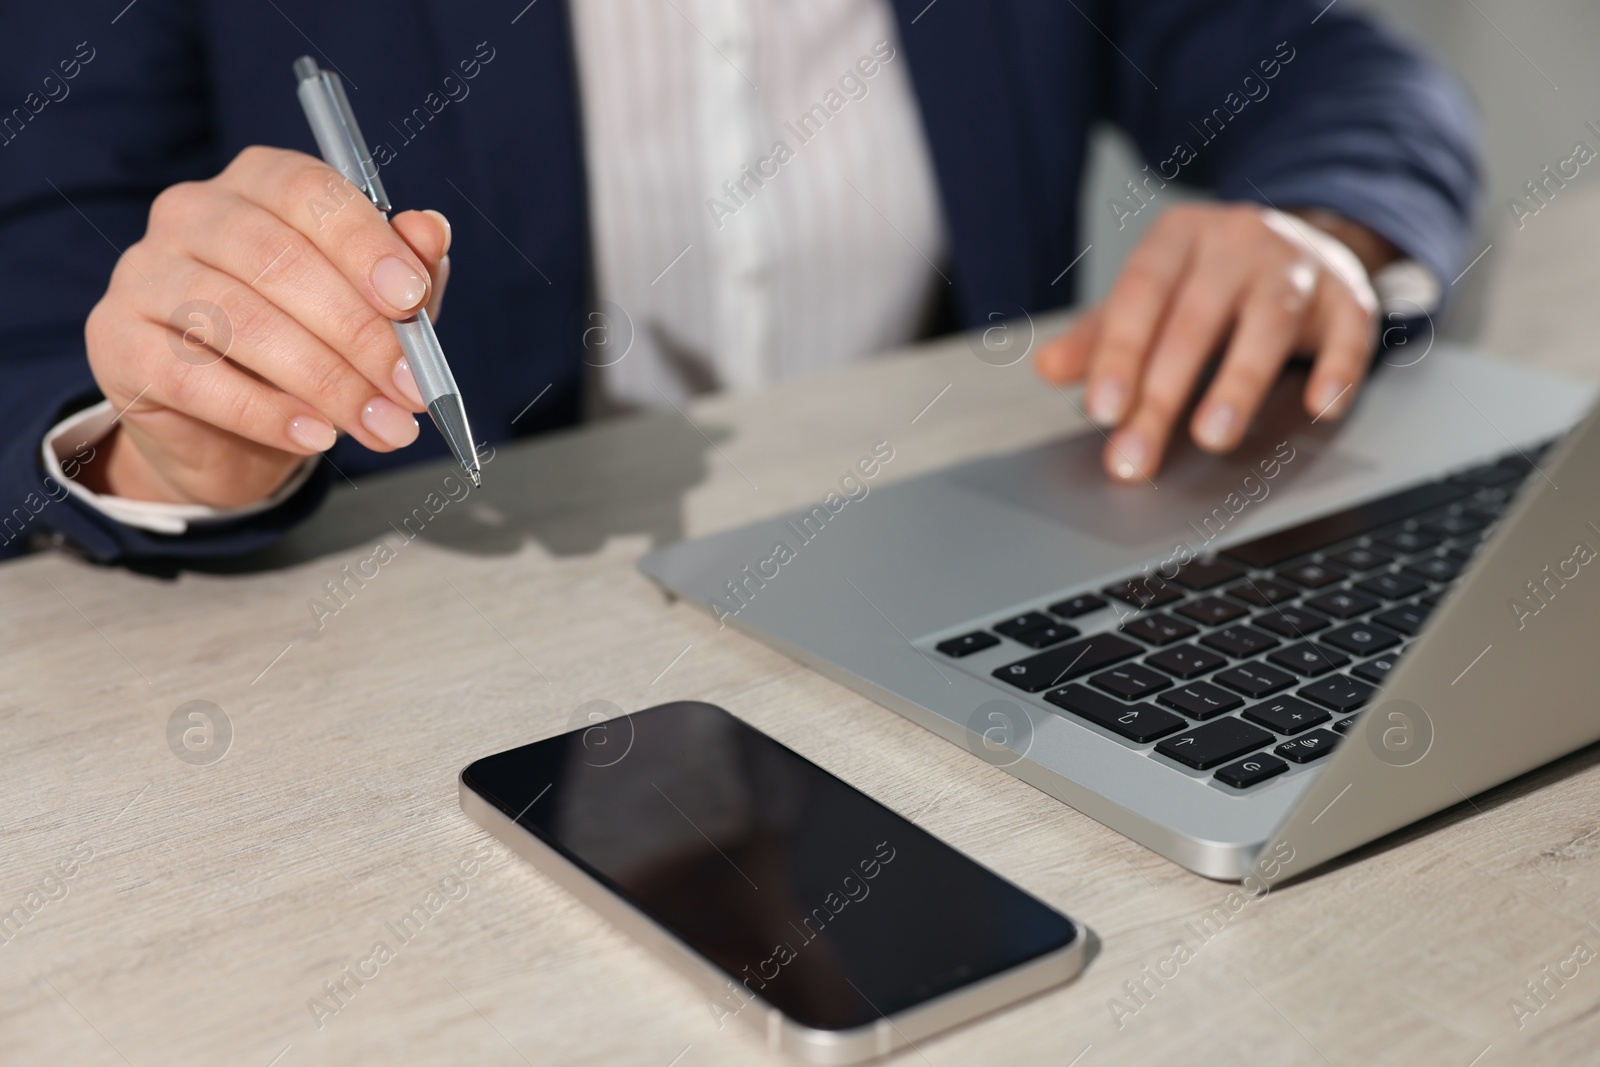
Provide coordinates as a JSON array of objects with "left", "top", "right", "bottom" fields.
[{"left": 469, "top": 469, "right": 482, "bottom": 488}]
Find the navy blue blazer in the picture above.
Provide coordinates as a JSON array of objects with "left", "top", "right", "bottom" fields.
[{"left": 0, "top": 0, "right": 1477, "bottom": 563}]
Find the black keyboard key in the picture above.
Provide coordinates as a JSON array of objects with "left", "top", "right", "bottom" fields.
[
  {"left": 1146, "top": 644, "right": 1227, "bottom": 679},
  {"left": 1372, "top": 603, "right": 1430, "bottom": 635},
  {"left": 1266, "top": 642, "right": 1350, "bottom": 676},
  {"left": 1223, "top": 480, "right": 1467, "bottom": 568},
  {"left": 1329, "top": 545, "right": 1394, "bottom": 571},
  {"left": 992, "top": 633, "right": 1143, "bottom": 692},
  {"left": 1254, "top": 606, "right": 1331, "bottom": 638},
  {"left": 1422, "top": 512, "right": 1488, "bottom": 538},
  {"left": 1043, "top": 685, "right": 1185, "bottom": 743},
  {"left": 1158, "top": 681, "right": 1244, "bottom": 719},
  {"left": 1224, "top": 578, "right": 1299, "bottom": 607},
  {"left": 1243, "top": 695, "right": 1330, "bottom": 734},
  {"left": 1304, "top": 590, "right": 1380, "bottom": 619},
  {"left": 1091, "top": 663, "right": 1173, "bottom": 700},
  {"left": 993, "top": 612, "right": 1058, "bottom": 639},
  {"left": 1215, "top": 662, "right": 1296, "bottom": 698},
  {"left": 1355, "top": 572, "right": 1428, "bottom": 600},
  {"left": 1174, "top": 596, "right": 1249, "bottom": 626},
  {"left": 1201, "top": 625, "right": 1280, "bottom": 658},
  {"left": 1298, "top": 674, "right": 1378, "bottom": 712},
  {"left": 1453, "top": 461, "right": 1522, "bottom": 488},
  {"left": 1120, "top": 614, "right": 1199, "bottom": 646},
  {"left": 1049, "top": 594, "right": 1108, "bottom": 619},
  {"left": 1170, "top": 559, "right": 1245, "bottom": 591},
  {"left": 1351, "top": 653, "right": 1401, "bottom": 685},
  {"left": 937, "top": 631, "right": 999, "bottom": 658},
  {"left": 1010, "top": 623, "right": 1081, "bottom": 649},
  {"left": 1470, "top": 484, "right": 1511, "bottom": 504},
  {"left": 1465, "top": 499, "right": 1507, "bottom": 522},
  {"left": 1156, "top": 718, "right": 1276, "bottom": 770},
  {"left": 1215, "top": 753, "right": 1290, "bottom": 789},
  {"left": 1418, "top": 591, "right": 1445, "bottom": 607},
  {"left": 1274, "top": 729, "right": 1341, "bottom": 763},
  {"left": 1378, "top": 528, "right": 1439, "bottom": 554},
  {"left": 1404, "top": 555, "right": 1465, "bottom": 583},
  {"left": 1277, "top": 561, "right": 1349, "bottom": 589},
  {"left": 1103, "top": 577, "right": 1183, "bottom": 609},
  {"left": 1332, "top": 714, "right": 1360, "bottom": 734},
  {"left": 1320, "top": 622, "right": 1402, "bottom": 657}
]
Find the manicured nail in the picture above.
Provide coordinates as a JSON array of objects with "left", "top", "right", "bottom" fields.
[
  {"left": 288, "top": 415, "right": 337, "bottom": 453},
  {"left": 1196, "top": 403, "right": 1237, "bottom": 450},
  {"left": 361, "top": 396, "right": 419, "bottom": 448},
  {"left": 1110, "top": 431, "right": 1148, "bottom": 481},
  {"left": 1036, "top": 340, "right": 1067, "bottom": 378},
  {"left": 1089, "top": 379, "right": 1127, "bottom": 426},
  {"left": 423, "top": 209, "right": 452, "bottom": 255},
  {"left": 393, "top": 356, "right": 425, "bottom": 409},
  {"left": 372, "top": 256, "right": 427, "bottom": 312},
  {"left": 1313, "top": 379, "right": 1350, "bottom": 419}
]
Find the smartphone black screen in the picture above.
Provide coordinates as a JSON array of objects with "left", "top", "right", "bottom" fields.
[{"left": 462, "top": 701, "right": 1077, "bottom": 1033}]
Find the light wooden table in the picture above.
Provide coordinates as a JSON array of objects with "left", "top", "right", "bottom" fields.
[{"left": 6, "top": 301, "right": 1600, "bottom": 1067}]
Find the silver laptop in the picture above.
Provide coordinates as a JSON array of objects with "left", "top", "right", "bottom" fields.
[{"left": 640, "top": 346, "right": 1600, "bottom": 883}]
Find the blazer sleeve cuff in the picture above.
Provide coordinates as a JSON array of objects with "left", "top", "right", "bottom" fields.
[{"left": 0, "top": 381, "right": 331, "bottom": 564}]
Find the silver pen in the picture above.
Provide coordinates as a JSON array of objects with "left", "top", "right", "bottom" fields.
[{"left": 292, "top": 56, "right": 481, "bottom": 487}]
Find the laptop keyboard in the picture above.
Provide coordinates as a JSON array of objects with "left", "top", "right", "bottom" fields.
[{"left": 935, "top": 448, "right": 1543, "bottom": 792}]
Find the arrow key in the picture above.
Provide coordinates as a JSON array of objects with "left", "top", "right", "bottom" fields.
[{"left": 1155, "top": 718, "right": 1275, "bottom": 770}]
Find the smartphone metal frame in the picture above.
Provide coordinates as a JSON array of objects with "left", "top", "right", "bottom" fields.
[{"left": 459, "top": 775, "right": 1085, "bottom": 1063}]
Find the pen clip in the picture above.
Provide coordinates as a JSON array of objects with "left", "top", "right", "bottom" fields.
[{"left": 291, "top": 56, "right": 391, "bottom": 213}]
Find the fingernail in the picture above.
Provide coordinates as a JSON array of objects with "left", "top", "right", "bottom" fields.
[
  {"left": 361, "top": 396, "right": 419, "bottom": 448},
  {"left": 1089, "top": 379, "right": 1127, "bottom": 426},
  {"left": 1313, "top": 379, "right": 1349, "bottom": 419},
  {"left": 423, "top": 209, "right": 452, "bottom": 255},
  {"left": 1196, "top": 403, "right": 1237, "bottom": 450},
  {"left": 393, "top": 356, "right": 425, "bottom": 409},
  {"left": 1035, "top": 342, "right": 1062, "bottom": 376},
  {"left": 372, "top": 256, "right": 427, "bottom": 312},
  {"left": 1038, "top": 338, "right": 1075, "bottom": 378},
  {"left": 288, "top": 415, "right": 337, "bottom": 453},
  {"left": 1110, "top": 432, "right": 1148, "bottom": 481}
]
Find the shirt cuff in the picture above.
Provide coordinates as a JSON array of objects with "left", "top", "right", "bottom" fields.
[{"left": 41, "top": 401, "right": 319, "bottom": 535}]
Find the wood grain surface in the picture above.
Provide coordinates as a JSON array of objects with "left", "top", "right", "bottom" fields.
[{"left": 5, "top": 299, "right": 1600, "bottom": 1067}]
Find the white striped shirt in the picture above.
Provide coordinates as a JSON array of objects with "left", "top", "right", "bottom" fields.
[{"left": 568, "top": 0, "right": 947, "bottom": 411}]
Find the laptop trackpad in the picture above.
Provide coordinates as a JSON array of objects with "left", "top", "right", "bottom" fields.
[{"left": 944, "top": 372, "right": 1376, "bottom": 553}]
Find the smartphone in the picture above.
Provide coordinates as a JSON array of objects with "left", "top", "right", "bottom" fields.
[{"left": 459, "top": 701, "right": 1084, "bottom": 1063}]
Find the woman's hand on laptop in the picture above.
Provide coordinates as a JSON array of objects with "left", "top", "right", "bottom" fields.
[{"left": 1034, "top": 203, "right": 1397, "bottom": 482}]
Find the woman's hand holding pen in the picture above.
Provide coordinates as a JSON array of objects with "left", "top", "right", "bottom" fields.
[{"left": 80, "top": 146, "right": 451, "bottom": 507}]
